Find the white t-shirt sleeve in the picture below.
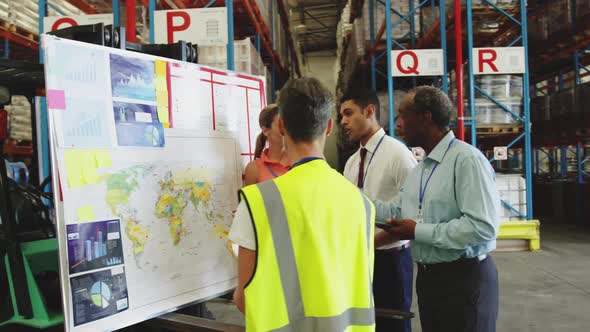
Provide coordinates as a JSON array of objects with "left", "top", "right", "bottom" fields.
[{"left": 228, "top": 200, "right": 257, "bottom": 250}]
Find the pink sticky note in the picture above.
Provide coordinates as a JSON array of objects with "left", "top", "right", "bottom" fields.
[{"left": 47, "top": 89, "right": 66, "bottom": 110}]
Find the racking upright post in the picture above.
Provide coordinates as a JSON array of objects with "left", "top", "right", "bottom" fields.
[
  {"left": 38, "top": 0, "right": 46, "bottom": 63},
  {"left": 521, "top": 0, "right": 534, "bottom": 220},
  {"left": 113, "top": 0, "right": 121, "bottom": 27},
  {"left": 466, "top": 0, "right": 477, "bottom": 146},
  {"left": 466, "top": 0, "right": 534, "bottom": 220},
  {"left": 409, "top": 0, "right": 416, "bottom": 88},
  {"left": 226, "top": 0, "right": 234, "bottom": 70},
  {"left": 38, "top": 0, "right": 51, "bottom": 190},
  {"left": 370, "top": 0, "right": 376, "bottom": 91},
  {"left": 149, "top": 0, "right": 156, "bottom": 43},
  {"left": 455, "top": 0, "right": 465, "bottom": 141},
  {"left": 385, "top": 0, "right": 395, "bottom": 137},
  {"left": 270, "top": 0, "right": 276, "bottom": 101},
  {"left": 440, "top": 0, "right": 448, "bottom": 94}
]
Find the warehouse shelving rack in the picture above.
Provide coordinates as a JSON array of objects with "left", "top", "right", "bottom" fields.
[
  {"left": 465, "top": 0, "right": 533, "bottom": 223},
  {"left": 526, "top": 8, "right": 590, "bottom": 225},
  {"left": 32, "top": 0, "right": 298, "bottom": 193},
  {"left": 337, "top": 0, "right": 540, "bottom": 249},
  {"left": 367, "top": 0, "right": 449, "bottom": 138}
]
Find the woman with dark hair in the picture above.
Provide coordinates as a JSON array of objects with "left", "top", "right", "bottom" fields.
[{"left": 243, "top": 104, "right": 290, "bottom": 185}]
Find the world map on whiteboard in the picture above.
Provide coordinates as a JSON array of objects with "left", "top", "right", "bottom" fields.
[{"left": 102, "top": 164, "right": 232, "bottom": 268}]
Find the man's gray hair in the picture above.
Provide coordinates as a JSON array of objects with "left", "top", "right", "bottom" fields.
[{"left": 410, "top": 86, "right": 453, "bottom": 129}]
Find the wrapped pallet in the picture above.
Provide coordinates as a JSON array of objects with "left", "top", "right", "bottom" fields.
[
  {"left": 361, "top": 0, "right": 420, "bottom": 42},
  {"left": 496, "top": 174, "right": 527, "bottom": 221},
  {"left": 5, "top": 95, "right": 33, "bottom": 141}
]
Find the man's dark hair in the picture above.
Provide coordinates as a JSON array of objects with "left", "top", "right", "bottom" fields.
[
  {"left": 340, "top": 88, "right": 380, "bottom": 122},
  {"left": 410, "top": 86, "right": 452, "bottom": 129},
  {"left": 277, "top": 77, "right": 334, "bottom": 142}
]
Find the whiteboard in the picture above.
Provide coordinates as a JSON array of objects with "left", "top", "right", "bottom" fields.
[{"left": 43, "top": 35, "right": 263, "bottom": 331}]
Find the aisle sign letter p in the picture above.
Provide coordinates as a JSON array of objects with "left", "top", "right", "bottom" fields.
[{"left": 167, "top": 11, "right": 191, "bottom": 43}]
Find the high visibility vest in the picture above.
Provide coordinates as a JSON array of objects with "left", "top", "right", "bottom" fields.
[{"left": 239, "top": 159, "right": 375, "bottom": 332}]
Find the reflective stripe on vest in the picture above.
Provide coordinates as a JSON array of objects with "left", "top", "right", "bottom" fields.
[{"left": 257, "top": 180, "right": 375, "bottom": 331}]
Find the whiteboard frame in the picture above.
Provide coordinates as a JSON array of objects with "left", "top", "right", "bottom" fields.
[{"left": 44, "top": 35, "right": 253, "bottom": 332}]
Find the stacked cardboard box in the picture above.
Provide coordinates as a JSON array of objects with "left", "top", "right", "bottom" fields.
[{"left": 198, "top": 38, "right": 265, "bottom": 76}]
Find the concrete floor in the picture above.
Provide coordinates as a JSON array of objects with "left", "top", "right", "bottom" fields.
[{"left": 207, "top": 225, "right": 590, "bottom": 332}]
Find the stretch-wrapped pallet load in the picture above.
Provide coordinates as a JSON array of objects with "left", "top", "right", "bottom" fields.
[
  {"left": 198, "top": 38, "right": 265, "bottom": 76},
  {"left": 468, "top": 98, "right": 523, "bottom": 125},
  {"left": 234, "top": 39, "right": 265, "bottom": 76},
  {"left": 5, "top": 95, "right": 32, "bottom": 141},
  {"left": 496, "top": 174, "right": 527, "bottom": 221},
  {"left": 476, "top": 75, "right": 523, "bottom": 99},
  {"left": 459, "top": 75, "right": 524, "bottom": 125},
  {"left": 360, "top": 0, "right": 420, "bottom": 43}
]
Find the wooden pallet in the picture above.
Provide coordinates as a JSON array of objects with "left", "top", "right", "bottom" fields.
[{"left": 476, "top": 125, "right": 523, "bottom": 135}]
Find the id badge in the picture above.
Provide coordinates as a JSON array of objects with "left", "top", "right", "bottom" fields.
[{"left": 416, "top": 218, "right": 424, "bottom": 224}]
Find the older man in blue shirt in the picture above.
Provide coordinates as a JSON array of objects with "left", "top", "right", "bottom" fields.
[{"left": 375, "top": 86, "right": 500, "bottom": 332}]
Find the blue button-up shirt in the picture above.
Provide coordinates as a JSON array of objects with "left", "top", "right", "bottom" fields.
[{"left": 374, "top": 131, "right": 500, "bottom": 264}]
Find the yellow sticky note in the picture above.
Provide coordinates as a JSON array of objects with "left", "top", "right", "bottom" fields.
[
  {"left": 157, "top": 106, "right": 170, "bottom": 127},
  {"left": 95, "top": 150, "right": 112, "bottom": 168},
  {"left": 156, "top": 90, "right": 168, "bottom": 105},
  {"left": 64, "top": 150, "right": 84, "bottom": 188},
  {"left": 155, "top": 76, "right": 167, "bottom": 92},
  {"left": 77, "top": 206, "right": 96, "bottom": 221},
  {"left": 155, "top": 60, "right": 167, "bottom": 76},
  {"left": 80, "top": 151, "right": 100, "bottom": 185}
]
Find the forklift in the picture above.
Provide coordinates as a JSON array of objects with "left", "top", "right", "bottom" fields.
[{"left": 0, "top": 59, "right": 64, "bottom": 331}]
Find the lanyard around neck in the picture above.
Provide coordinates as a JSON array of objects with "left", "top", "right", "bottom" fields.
[{"left": 418, "top": 138, "right": 456, "bottom": 211}]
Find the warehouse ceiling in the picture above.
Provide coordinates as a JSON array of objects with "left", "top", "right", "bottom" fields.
[{"left": 289, "top": 0, "right": 348, "bottom": 53}]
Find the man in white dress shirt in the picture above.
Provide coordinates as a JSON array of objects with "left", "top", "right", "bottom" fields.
[{"left": 341, "top": 88, "right": 417, "bottom": 332}]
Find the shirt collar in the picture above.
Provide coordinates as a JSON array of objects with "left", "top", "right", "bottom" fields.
[
  {"left": 360, "top": 128, "right": 385, "bottom": 154},
  {"left": 426, "top": 130, "right": 455, "bottom": 163}
]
